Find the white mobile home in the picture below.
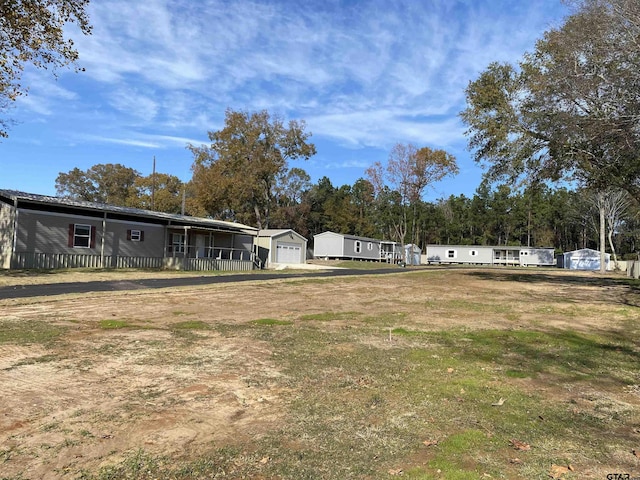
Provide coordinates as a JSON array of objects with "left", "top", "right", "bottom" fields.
[
  {"left": 313, "top": 231, "right": 402, "bottom": 262},
  {"left": 256, "top": 229, "right": 307, "bottom": 267},
  {"left": 425, "top": 245, "right": 555, "bottom": 267}
]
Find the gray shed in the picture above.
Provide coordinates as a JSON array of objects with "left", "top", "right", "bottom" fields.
[
  {"left": 256, "top": 229, "right": 307, "bottom": 267},
  {"left": 404, "top": 244, "right": 422, "bottom": 265},
  {"left": 562, "top": 248, "right": 610, "bottom": 271}
]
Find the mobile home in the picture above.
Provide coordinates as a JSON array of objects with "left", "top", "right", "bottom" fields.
[
  {"left": 425, "top": 245, "right": 555, "bottom": 267},
  {"left": 313, "top": 231, "right": 402, "bottom": 262},
  {"left": 0, "top": 189, "right": 259, "bottom": 271}
]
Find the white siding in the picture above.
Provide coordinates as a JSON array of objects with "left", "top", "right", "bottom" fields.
[{"left": 314, "top": 232, "right": 344, "bottom": 258}]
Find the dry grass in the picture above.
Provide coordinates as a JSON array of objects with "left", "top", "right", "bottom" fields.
[{"left": 0, "top": 267, "right": 639, "bottom": 479}]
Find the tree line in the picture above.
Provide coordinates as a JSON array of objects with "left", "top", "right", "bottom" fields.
[{"left": 54, "top": 157, "right": 640, "bottom": 259}]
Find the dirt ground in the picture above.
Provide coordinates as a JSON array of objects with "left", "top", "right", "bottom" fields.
[{"left": 0, "top": 267, "right": 636, "bottom": 478}]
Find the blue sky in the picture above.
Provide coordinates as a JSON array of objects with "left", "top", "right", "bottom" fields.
[{"left": 1, "top": 0, "right": 567, "bottom": 202}]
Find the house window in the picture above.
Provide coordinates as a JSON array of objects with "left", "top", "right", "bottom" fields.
[
  {"left": 72, "top": 224, "right": 92, "bottom": 248},
  {"left": 172, "top": 233, "right": 186, "bottom": 253},
  {"left": 470, "top": 250, "right": 478, "bottom": 256},
  {"left": 128, "top": 229, "right": 144, "bottom": 242},
  {"left": 447, "top": 249, "right": 456, "bottom": 259},
  {"left": 367, "top": 242, "right": 373, "bottom": 251},
  {"left": 355, "top": 241, "right": 362, "bottom": 253}
]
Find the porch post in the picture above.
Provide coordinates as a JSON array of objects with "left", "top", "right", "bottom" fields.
[
  {"left": 163, "top": 225, "right": 168, "bottom": 259},
  {"left": 10, "top": 199, "right": 19, "bottom": 269},
  {"left": 184, "top": 226, "right": 188, "bottom": 257},
  {"left": 100, "top": 212, "right": 106, "bottom": 268}
]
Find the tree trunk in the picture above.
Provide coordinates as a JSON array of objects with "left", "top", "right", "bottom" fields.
[
  {"left": 254, "top": 204, "right": 264, "bottom": 231},
  {"left": 607, "top": 227, "right": 618, "bottom": 270},
  {"left": 599, "top": 202, "right": 606, "bottom": 274}
]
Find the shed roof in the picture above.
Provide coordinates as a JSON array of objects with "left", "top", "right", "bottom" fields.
[
  {"left": 0, "top": 189, "right": 258, "bottom": 235},
  {"left": 563, "top": 248, "right": 610, "bottom": 257},
  {"left": 258, "top": 229, "right": 307, "bottom": 241}
]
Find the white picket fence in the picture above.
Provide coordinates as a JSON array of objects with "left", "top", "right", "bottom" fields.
[{"left": 11, "top": 252, "right": 255, "bottom": 272}]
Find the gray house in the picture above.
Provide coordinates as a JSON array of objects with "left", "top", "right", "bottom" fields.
[
  {"left": 425, "top": 245, "right": 555, "bottom": 267},
  {"left": 0, "top": 190, "right": 259, "bottom": 271},
  {"left": 313, "top": 231, "right": 401, "bottom": 262},
  {"left": 256, "top": 229, "right": 307, "bottom": 267}
]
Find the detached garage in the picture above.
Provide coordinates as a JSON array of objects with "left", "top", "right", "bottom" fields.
[{"left": 256, "top": 229, "right": 307, "bottom": 267}]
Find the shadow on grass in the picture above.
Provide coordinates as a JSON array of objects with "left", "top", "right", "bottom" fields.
[
  {"left": 466, "top": 270, "right": 640, "bottom": 307},
  {"left": 455, "top": 327, "right": 640, "bottom": 385}
]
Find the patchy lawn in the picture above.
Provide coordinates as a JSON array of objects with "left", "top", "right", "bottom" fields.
[{"left": 0, "top": 267, "right": 639, "bottom": 479}]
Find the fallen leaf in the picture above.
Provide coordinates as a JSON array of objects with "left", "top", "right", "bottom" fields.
[
  {"left": 510, "top": 458, "right": 523, "bottom": 464},
  {"left": 422, "top": 439, "right": 438, "bottom": 447},
  {"left": 491, "top": 398, "right": 505, "bottom": 406},
  {"left": 633, "top": 449, "right": 640, "bottom": 458},
  {"left": 259, "top": 457, "right": 270, "bottom": 464},
  {"left": 509, "top": 439, "right": 531, "bottom": 451},
  {"left": 388, "top": 468, "right": 403, "bottom": 475},
  {"left": 549, "top": 464, "right": 572, "bottom": 479},
  {"left": 447, "top": 367, "right": 455, "bottom": 373}
]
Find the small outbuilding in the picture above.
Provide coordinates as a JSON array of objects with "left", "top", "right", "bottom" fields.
[
  {"left": 256, "top": 229, "right": 307, "bottom": 267},
  {"left": 404, "top": 244, "right": 422, "bottom": 265},
  {"left": 561, "top": 248, "right": 611, "bottom": 271}
]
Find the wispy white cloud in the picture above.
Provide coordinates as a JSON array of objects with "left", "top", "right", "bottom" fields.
[
  {"left": 4, "top": 0, "right": 568, "bottom": 195},
  {"left": 73, "top": 131, "right": 208, "bottom": 149}
]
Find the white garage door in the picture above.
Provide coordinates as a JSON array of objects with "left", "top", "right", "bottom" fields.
[{"left": 276, "top": 242, "right": 301, "bottom": 264}]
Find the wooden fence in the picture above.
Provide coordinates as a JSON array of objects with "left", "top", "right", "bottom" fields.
[{"left": 11, "top": 252, "right": 255, "bottom": 272}]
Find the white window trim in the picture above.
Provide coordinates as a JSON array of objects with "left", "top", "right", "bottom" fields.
[
  {"left": 130, "top": 229, "right": 142, "bottom": 242},
  {"left": 74, "top": 224, "right": 91, "bottom": 248},
  {"left": 355, "top": 240, "right": 361, "bottom": 253},
  {"left": 172, "top": 233, "right": 186, "bottom": 253},
  {"left": 367, "top": 242, "right": 373, "bottom": 251},
  {"left": 470, "top": 249, "right": 478, "bottom": 257},
  {"left": 447, "top": 249, "right": 457, "bottom": 259}
]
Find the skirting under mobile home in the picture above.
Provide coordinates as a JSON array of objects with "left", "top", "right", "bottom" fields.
[
  {"left": 0, "top": 189, "right": 259, "bottom": 271},
  {"left": 425, "top": 245, "right": 555, "bottom": 267}
]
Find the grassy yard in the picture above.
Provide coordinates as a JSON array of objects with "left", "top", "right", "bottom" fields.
[{"left": 0, "top": 267, "right": 639, "bottom": 479}]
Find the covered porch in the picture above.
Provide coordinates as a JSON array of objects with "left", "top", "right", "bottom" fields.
[
  {"left": 165, "top": 225, "right": 260, "bottom": 270},
  {"left": 492, "top": 247, "right": 521, "bottom": 266}
]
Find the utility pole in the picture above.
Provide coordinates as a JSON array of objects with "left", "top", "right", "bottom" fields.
[{"left": 151, "top": 156, "right": 156, "bottom": 211}]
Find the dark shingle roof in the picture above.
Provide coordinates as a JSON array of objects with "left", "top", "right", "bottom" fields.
[{"left": 0, "top": 189, "right": 257, "bottom": 235}]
